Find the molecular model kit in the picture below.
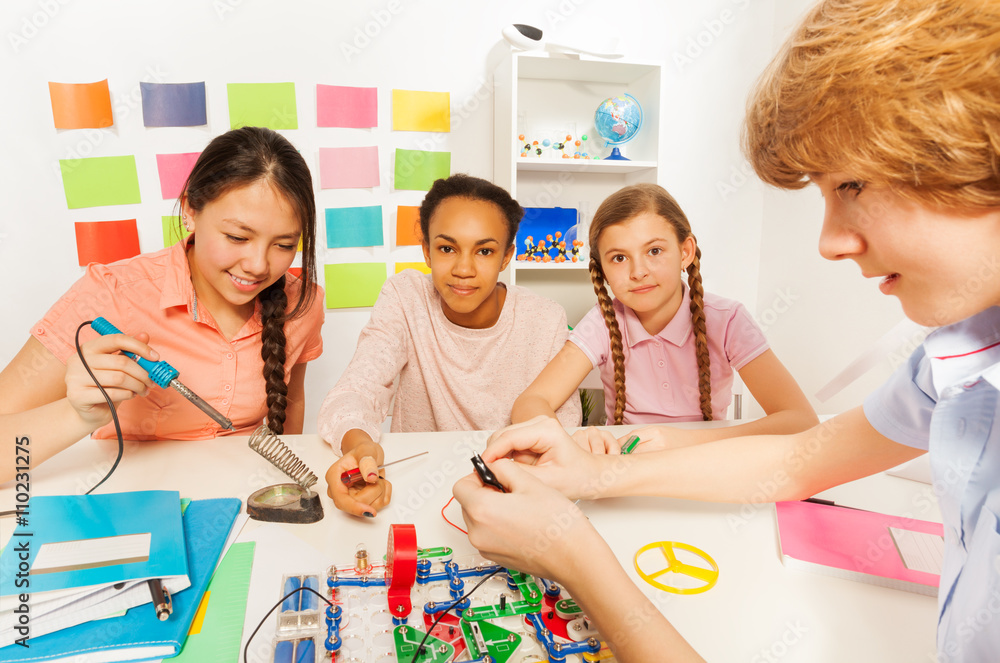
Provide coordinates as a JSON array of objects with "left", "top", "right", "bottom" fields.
[{"left": 269, "top": 524, "right": 615, "bottom": 663}]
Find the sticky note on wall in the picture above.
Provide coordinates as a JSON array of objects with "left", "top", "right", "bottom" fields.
[
  {"left": 162, "top": 216, "right": 190, "bottom": 248},
  {"left": 395, "top": 206, "right": 421, "bottom": 246},
  {"left": 319, "top": 147, "right": 379, "bottom": 189},
  {"left": 392, "top": 89, "right": 450, "bottom": 132},
  {"left": 140, "top": 82, "right": 207, "bottom": 127},
  {"left": 325, "top": 206, "right": 384, "bottom": 248},
  {"left": 60, "top": 156, "right": 141, "bottom": 208},
  {"left": 49, "top": 80, "right": 113, "bottom": 129},
  {"left": 156, "top": 152, "right": 201, "bottom": 199},
  {"left": 317, "top": 85, "right": 377, "bottom": 128},
  {"left": 395, "top": 262, "right": 430, "bottom": 275},
  {"left": 227, "top": 83, "right": 298, "bottom": 130},
  {"left": 75, "top": 220, "right": 140, "bottom": 265},
  {"left": 394, "top": 149, "right": 450, "bottom": 191},
  {"left": 325, "top": 263, "right": 386, "bottom": 309}
]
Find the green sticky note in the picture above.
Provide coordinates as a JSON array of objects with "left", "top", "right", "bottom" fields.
[
  {"left": 162, "top": 216, "right": 191, "bottom": 248},
  {"left": 325, "top": 263, "right": 386, "bottom": 309},
  {"left": 394, "top": 148, "right": 450, "bottom": 191},
  {"left": 59, "top": 156, "right": 141, "bottom": 209},
  {"left": 227, "top": 82, "right": 298, "bottom": 130},
  {"left": 171, "top": 541, "right": 255, "bottom": 663}
]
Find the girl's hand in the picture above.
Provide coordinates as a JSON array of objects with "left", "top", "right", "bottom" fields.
[
  {"left": 484, "top": 416, "right": 610, "bottom": 500},
  {"left": 325, "top": 441, "right": 390, "bottom": 518},
  {"left": 64, "top": 333, "right": 156, "bottom": 430},
  {"left": 571, "top": 426, "right": 621, "bottom": 454},
  {"left": 453, "top": 458, "right": 601, "bottom": 582}
]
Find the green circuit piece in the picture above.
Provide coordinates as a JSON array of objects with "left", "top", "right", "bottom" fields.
[
  {"left": 506, "top": 569, "right": 542, "bottom": 605},
  {"left": 555, "top": 597, "right": 584, "bottom": 618},
  {"left": 461, "top": 599, "right": 539, "bottom": 621},
  {"left": 460, "top": 618, "right": 522, "bottom": 662},
  {"left": 418, "top": 546, "right": 453, "bottom": 559},
  {"left": 393, "top": 624, "right": 454, "bottom": 663}
]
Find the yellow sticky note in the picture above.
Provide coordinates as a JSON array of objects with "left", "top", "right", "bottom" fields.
[
  {"left": 392, "top": 89, "right": 450, "bottom": 132},
  {"left": 395, "top": 262, "right": 430, "bottom": 274}
]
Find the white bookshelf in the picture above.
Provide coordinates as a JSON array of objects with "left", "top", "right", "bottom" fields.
[
  {"left": 493, "top": 51, "right": 663, "bottom": 329},
  {"left": 494, "top": 52, "right": 663, "bottom": 396}
]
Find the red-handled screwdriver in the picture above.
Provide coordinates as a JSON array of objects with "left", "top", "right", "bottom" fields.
[{"left": 340, "top": 451, "right": 429, "bottom": 487}]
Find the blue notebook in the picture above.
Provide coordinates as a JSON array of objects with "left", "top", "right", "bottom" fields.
[
  {"left": 0, "top": 491, "right": 188, "bottom": 602},
  {"left": 0, "top": 498, "right": 241, "bottom": 662}
]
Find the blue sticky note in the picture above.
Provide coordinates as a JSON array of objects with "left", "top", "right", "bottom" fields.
[
  {"left": 325, "top": 206, "right": 384, "bottom": 248},
  {"left": 140, "top": 82, "right": 208, "bottom": 127}
]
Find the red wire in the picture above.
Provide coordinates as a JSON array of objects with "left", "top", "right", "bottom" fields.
[{"left": 441, "top": 495, "right": 468, "bottom": 535}]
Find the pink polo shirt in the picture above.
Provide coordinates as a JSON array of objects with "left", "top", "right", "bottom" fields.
[
  {"left": 569, "top": 286, "right": 768, "bottom": 424},
  {"left": 32, "top": 241, "right": 324, "bottom": 440}
]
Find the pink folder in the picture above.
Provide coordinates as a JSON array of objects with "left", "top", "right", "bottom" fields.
[{"left": 775, "top": 500, "right": 944, "bottom": 596}]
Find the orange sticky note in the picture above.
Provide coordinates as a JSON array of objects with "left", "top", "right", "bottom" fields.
[
  {"left": 395, "top": 206, "right": 422, "bottom": 246},
  {"left": 75, "top": 219, "right": 141, "bottom": 265},
  {"left": 49, "top": 80, "right": 114, "bottom": 129}
]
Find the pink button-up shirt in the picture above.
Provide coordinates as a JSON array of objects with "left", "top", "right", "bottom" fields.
[
  {"left": 569, "top": 286, "right": 767, "bottom": 424},
  {"left": 33, "top": 241, "right": 324, "bottom": 440}
]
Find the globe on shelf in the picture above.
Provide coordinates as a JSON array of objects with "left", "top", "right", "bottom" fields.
[{"left": 594, "top": 93, "right": 642, "bottom": 160}]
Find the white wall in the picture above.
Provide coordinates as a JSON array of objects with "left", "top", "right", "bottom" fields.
[{"left": 2, "top": 0, "right": 895, "bottom": 432}]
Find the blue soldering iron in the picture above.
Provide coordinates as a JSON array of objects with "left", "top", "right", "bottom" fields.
[{"left": 91, "top": 317, "right": 235, "bottom": 431}]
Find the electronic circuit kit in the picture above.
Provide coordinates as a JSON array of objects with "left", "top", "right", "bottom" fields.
[{"left": 265, "top": 523, "right": 616, "bottom": 663}]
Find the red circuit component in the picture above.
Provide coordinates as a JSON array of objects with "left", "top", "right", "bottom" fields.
[{"left": 386, "top": 524, "right": 418, "bottom": 619}]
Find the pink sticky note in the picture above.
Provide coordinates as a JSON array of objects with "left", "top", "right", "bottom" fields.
[
  {"left": 155, "top": 152, "right": 201, "bottom": 199},
  {"left": 317, "top": 85, "right": 377, "bottom": 128},
  {"left": 319, "top": 146, "right": 379, "bottom": 189}
]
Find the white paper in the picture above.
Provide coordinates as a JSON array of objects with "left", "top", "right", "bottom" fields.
[
  {"left": 32, "top": 533, "right": 151, "bottom": 575},
  {"left": 889, "top": 527, "right": 944, "bottom": 575}
]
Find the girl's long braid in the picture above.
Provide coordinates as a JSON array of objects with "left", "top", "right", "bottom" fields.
[
  {"left": 260, "top": 276, "right": 289, "bottom": 435},
  {"left": 589, "top": 258, "right": 627, "bottom": 425},
  {"left": 686, "top": 245, "right": 712, "bottom": 420}
]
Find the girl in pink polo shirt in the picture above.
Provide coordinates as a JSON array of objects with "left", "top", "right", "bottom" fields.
[
  {"left": 0, "top": 127, "right": 323, "bottom": 483},
  {"left": 513, "top": 183, "right": 816, "bottom": 450}
]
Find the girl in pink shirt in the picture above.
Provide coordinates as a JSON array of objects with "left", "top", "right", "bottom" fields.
[
  {"left": 320, "top": 174, "right": 580, "bottom": 517},
  {"left": 0, "top": 127, "right": 323, "bottom": 484},
  {"left": 513, "top": 183, "right": 816, "bottom": 450}
]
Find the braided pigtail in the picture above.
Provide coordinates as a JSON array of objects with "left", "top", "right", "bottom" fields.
[
  {"left": 589, "top": 258, "right": 627, "bottom": 425},
  {"left": 686, "top": 244, "right": 712, "bottom": 420},
  {"left": 260, "top": 277, "right": 289, "bottom": 435}
]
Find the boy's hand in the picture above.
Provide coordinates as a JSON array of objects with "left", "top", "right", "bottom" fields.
[
  {"left": 453, "top": 458, "right": 599, "bottom": 582},
  {"left": 571, "top": 426, "right": 621, "bottom": 454},
  {"left": 485, "top": 416, "right": 611, "bottom": 501}
]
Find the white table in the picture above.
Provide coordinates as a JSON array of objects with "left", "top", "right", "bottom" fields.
[{"left": 0, "top": 425, "right": 941, "bottom": 662}]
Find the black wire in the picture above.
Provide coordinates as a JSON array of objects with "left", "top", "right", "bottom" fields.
[
  {"left": 243, "top": 586, "right": 334, "bottom": 663},
  {"left": 74, "top": 321, "right": 125, "bottom": 495},
  {"left": 410, "top": 567, "right": 503, "bottom": 663}
]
